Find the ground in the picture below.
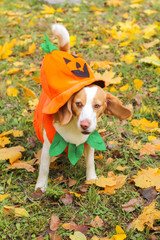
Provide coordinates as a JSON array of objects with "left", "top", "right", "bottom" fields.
[{"left": 0, "top": 0, "right": 160, "bottom": 239}]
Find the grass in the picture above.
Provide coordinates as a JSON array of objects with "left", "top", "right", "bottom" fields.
[{"left": 0, "top": 0, "right": 160, "bottom": 239}]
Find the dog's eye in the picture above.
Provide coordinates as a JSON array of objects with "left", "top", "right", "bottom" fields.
[
  {"left": 94, "top": 104, "right": 101, "bottom": 109},
  {"left": 76, "top": 102, "right": 83, "bottom": 108}
]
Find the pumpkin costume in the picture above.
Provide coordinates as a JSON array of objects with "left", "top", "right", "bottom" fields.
[{"left": 33, "top": 36, "right": 106, "bottom": 164}]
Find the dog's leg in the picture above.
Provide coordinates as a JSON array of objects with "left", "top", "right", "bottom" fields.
[
  {"left": 35, "top": 131, "right": 50, "bottom": 192},
  {"left": 84, "top": 145, "right": 97, "bottom": 180}
]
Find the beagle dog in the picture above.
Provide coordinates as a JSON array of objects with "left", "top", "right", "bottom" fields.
[{"left": 35, "top": 24, "right": 131, "bottom": 192}]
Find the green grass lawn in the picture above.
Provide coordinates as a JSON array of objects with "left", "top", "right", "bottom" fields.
[{"left": 0, "top": 0, "right": 160, "bottom": 239}]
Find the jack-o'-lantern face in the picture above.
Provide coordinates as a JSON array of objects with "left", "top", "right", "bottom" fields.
[{"left": 63, "top": 55, "right": 90, "bottom": 78}]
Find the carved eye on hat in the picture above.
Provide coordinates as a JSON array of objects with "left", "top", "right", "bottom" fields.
[{"left": 63, "top": 55, "right": 90, "bottom": 78}]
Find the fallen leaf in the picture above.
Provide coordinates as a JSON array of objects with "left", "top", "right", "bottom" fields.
[
  {"left": 112, "top": 225, "right": 126, "bottom": 240},
  {"left": 133, "top": 168, "right": 160, "bottom": 190},
  {"left": 20, "top": 43, "right": 36, "bottom": 57},
  {"left": 70, "top": 36, "right": 76, "bottom": 47},
  {"left": 12, "top": 130, "right": 23, "bottom": 137},
  {"left": 17, "top": 83, "right": 36, "bottom": 98},
  {"left": 140, "top": 143, "right": 159, "bottom": 156},
  {"left": 143, "top": 39, "right": 160, "bottom": 49},
  {"left": 69, "top": 231, "right": 87, "bottom": 240},
  {"left": 0, "top": 39, "right": 16, "bottom": 59},
  {"left": 0, "top": 194, "right": 9, "bottom": 202},
  {"left": 90, "top": 216, "right": 104, "bottom": 228},
  {"left": 7, "top": 86, "right": 18, "bottom": 97},
  {"left": 131, "top": 118, "right": 159, "bottom": 132},
  {"left": 132, "top": 202, "right": 160, "bottom": 231},
  {"left": 134, "top": 79, "right": 144, "bottom": 90},
  {"left": 119, "top": 83, "right": 129, "bottom": 92},
  {"left": 140, "top": 187, "right": 157, "bottom": 202},
  {"left": 50, "top": 215, "right": 62, "bottom": 231},
  {"left": 105, "top": 0, "right": 124, "bottom": 7},
  {"left": 7, "top": 68, "right": 21, "bottom": 75},
  {"left": 60, "top": 193, "right": 73, "bottom": 205},
  {"left": 4, "top": 206, "right": 29, "bottom": 217},
  {"left": 0, "top": 137, "right": 11, "bottom": 147},
  {"left": 0, "top": 146, "right": 25, "bottom": 164},
  {"left": 140, "top": 54, "right": 160, "bottom": 67},
  {"left": 7, "top": 160, "right": 35, "bottom": 172},
  {"left": 62, "top": 221, "right": 77, "bottom": 230},
  {"left": 122, "top": 197, "right": 142, "bottom": 212}
]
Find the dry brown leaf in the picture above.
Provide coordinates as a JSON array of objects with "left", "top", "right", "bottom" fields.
[
  {"left": 50, "top": 215, "right": 62, "bottom": 231},
  {"left": 60, "top": 193, "right": 73, "bottom": 205},
  {"left": 122, "top": 197, "right": 142, "bottom": 212},
  {"left": 62, "top": 221, "right": 77, "bottom": 230},
  {"left": 90, "top": 216, "right": 104, "bottom": 228},
  {"left": 0, "top": 146, "right": 25, "bottom": 164},
  {"left": 68, "top": 178, "right": 77, "bottom": 187},
  {"left": 140, "top": 143, "right": 159, "bottom": 156}
]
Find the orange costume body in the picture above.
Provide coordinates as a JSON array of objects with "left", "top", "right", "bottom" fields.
[{"left": 33, "top": 42, "right": 105, "bottom": 145}]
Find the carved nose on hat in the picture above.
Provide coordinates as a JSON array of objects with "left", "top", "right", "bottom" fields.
[{"left": 80, "top": 119, "right": 91, "bottom": 130}]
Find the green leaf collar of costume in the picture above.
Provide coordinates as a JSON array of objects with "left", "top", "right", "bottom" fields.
[
  {"left": 49, "top": 130, "right": 106, "bottom": 166},
  {"left": 41, "top": 34, "right": 59, "bottom": 53}
]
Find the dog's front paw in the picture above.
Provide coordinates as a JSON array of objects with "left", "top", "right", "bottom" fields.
[
  {"left": 86, "top": 174, "right": 98, "bottom": 181},
  {"left": 35, "top": 181, "right": 47, "bottom": 193}
]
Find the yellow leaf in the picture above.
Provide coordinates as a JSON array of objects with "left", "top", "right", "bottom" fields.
[
  {"left": 149, "top": 87, "right": 158, "bottom": 92},
  {"left": 7, "top": 160, "right": 35, "bottom": 172},
  {"left": 143, "top": 39, "right": 160, "bottom": 49},
  {"left": 0, "top": 130, "right": 13, "bottom": 138},
  {"left": 0, "top": 137, "right": 11, "bottom": 147},
  {"left": 133, "top": 168, "right": 160, "bottom": 190},
  {"left": 131, "top": 118, "right": 159, "bottom": 132},
  {"left": 143, "top": 24, "right": 157, "bottom": 39},
  {"left": 140, "top": 54, "right": 160, "bottom": 66},
  {"left": 119, "top": 84, "right": 129, "bottom": 92},
  {"left": 17, "top": 83, "right": 36, "bottom": 98},
  {"left": 0, "top": 39, "right": 16, "bottom": 60},
  {"left": 134, "top": 79, "right": 144, "bottom": 90},
  {"left": 20, "top": 43, "right": 36, "bottom": 57},
  {"left": 0, "top": 145, "right": 25, "bottom": 164},
  {"left": 95, "top": 70, "right": 121, "bottom": 86},
  {"left": 0, "top": 194, "right": 9, "bottom": 202},
  {"left": 148, "top": 136, "right": 156, "bottom": 142},
  {"left": 70, "top": 191, "right": 81, "bottom": 198},
  {"left": 73, "top": 7, "right": 80, "bottom": 12},
  {"left": 7, "top": 68, "right": 21, "bottom": 75},
  {"left": 6, "top": 87, "right": 18, "bottom": 97},
  {"left": 12, "top": 130, "right": 23, "bottom": 137},
  {"left": 0, "top": 118, "right": 5, "bottom": 124},
  {"left": 120, "top": 53, "right": 137, "bottom": 64},
  {"left": 110, "top": 86, "right": 117, "bottom": 92},
  {"left": 4, "top": 206, "right": 29, "bottom": 217},
  {"left": 112, "top": 225, "right": 126, "bottom": 240},
  {"left": 70, "top": 36, "right": 76, "bottom": 48},
  {"left": 40, "top": 4, "right": 55, "bottom": 14},
  {"left": 105, "top": 0, "right": 124, "bottom": 7},
  {"left": 90, "top": 61, "right": 119, "bottom": 70},
  {"left": 28, "top": 99, "right": 38, "bottom": 108},
  {"left": 13, "top": 61, "right": 24, "bottom": 67},
  {"left": 143, "top": 9, "right": 157, "bottom": 16},
  {"left": 133, "top": 202, "right": 160, "bottom": 231}
]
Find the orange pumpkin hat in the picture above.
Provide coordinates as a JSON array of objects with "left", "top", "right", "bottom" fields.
[{"left": 34, "top": 36, "right": 106, "bottom": 143}]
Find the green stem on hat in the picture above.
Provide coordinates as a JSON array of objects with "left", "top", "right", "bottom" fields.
[
  {"left": 41, "top": 34, "right": 59, "bottom": 53},
  {"left": 49, "top": 130, "right": 106, "bottom": 165}
]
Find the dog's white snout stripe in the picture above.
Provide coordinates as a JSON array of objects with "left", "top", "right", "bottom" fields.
[{"left": 78, "top": 86, "right": 97, "bottom": 132}]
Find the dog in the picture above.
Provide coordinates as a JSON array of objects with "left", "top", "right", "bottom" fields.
[{"left": 34, "top": 24, "right": 132, "bottom": 192}]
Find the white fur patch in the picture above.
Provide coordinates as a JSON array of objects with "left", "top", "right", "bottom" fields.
[
  {"left": 51, "top": 23, "right": 69, "bottom": 47},
  {"left": 78, "top": 86, "right": 97, "bottom": 133}
]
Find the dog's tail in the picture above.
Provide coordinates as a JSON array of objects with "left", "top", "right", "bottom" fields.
[{"left": 51, "top": 23, "right": 70, "bottom": 52}]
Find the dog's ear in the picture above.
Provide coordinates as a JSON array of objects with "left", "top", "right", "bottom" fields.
[
  {"left": 105, "top": 93, "right": 132, "bottom": 120},
  {"left": 53, "top": 97, "right": 73, "bottom": 125}
]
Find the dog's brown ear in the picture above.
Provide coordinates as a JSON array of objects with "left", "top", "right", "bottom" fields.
[
  {"left": 53, "top": 97, "right": 73, "bottom": 125},
  {"left": 105, "top": 93, "right": 132, "bottom": 120}
]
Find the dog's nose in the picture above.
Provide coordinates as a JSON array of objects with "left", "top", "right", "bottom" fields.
[{"left": 80, "top": 119, "right": 91, "bottom": 130}]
